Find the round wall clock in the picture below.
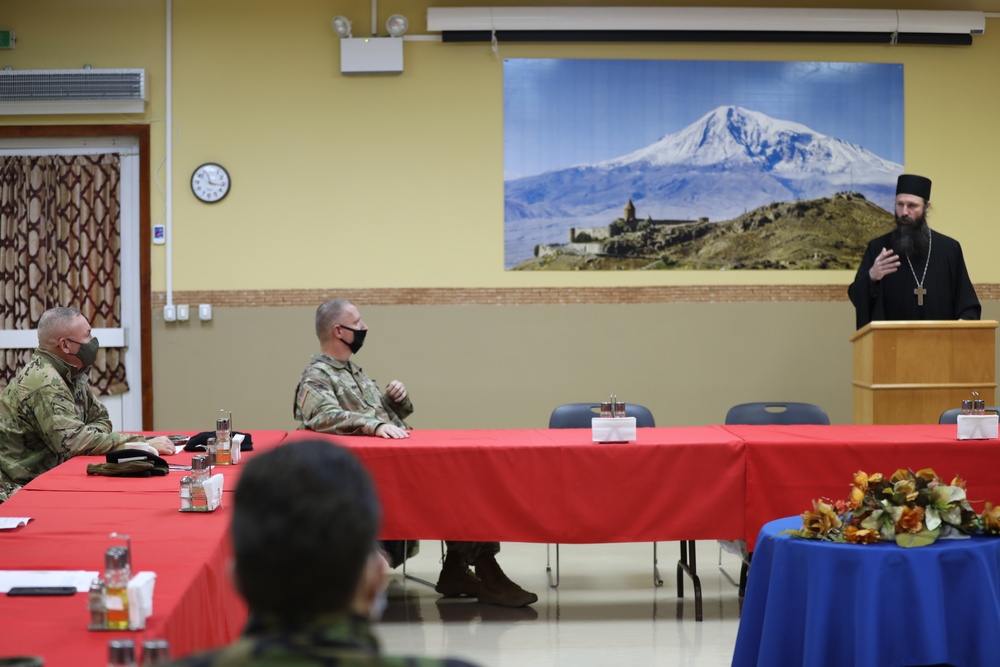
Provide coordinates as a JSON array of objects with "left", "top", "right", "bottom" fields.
[{"left": 190, "top": 163, "right": 231, "bottom": 203}]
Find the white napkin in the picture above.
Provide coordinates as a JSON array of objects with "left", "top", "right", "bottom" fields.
[
  {"left": 127, "top": 571, "right": 156, "bottom": 629},
  {"left": 205, "top": 473, "right": 225, "bottom": 510}
]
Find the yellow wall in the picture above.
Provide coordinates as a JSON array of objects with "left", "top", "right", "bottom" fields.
[
  {"left": 5, "top": 0, "right": 1000, "bottom": 288},
  {"left": 4, "top": 1, "right": 1000, "bottom": 429}
]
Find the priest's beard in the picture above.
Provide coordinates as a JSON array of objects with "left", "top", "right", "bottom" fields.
[{"left": 893, "top": 211, "right": 930, "bottom": 259}]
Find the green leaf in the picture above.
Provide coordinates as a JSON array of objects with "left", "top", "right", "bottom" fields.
[
  {"left": 939, "top": 505, "right": 962, "bottom": 526},
  {"left": 925, "top": 506, "right": 941, "bottom": 531},
  {"left": 895, "top": 528, "right": 940, "bottom": 548},
  {"left": 861, "top": 510, "right": 883, "bottom": 530}
]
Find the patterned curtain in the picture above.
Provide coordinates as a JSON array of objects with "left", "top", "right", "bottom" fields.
[{"left": 0, "top": 154, "right": 128, "bottom": 395}]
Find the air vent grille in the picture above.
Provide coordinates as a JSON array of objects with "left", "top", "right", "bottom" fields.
[{"left": 0, "top": 69, "right": 146, "bottom": 115}]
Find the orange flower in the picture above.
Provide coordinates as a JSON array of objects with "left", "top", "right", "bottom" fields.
[
  {"left": 844, "top": 525, "right": 880, "bottom": 544},
  {"left": 869, "top": 472, "right": 884, "bottom": 484},
  {"left": 801, "top": 499, "right": 842, "bottom": 536},
  {"left": 915, "top": 468, "right": 939, "bottom": 483},
  {"left": 852, "top": 471, "right": 869, "bottom": 492},
  {"left": 951, "top": 475, "right": 967, "bottom": 490},
  {"left": 890, "top": 469, "right": 912, "bottom": 484},
  {"left": 847, "top": 485, "right": 866, "bottom": 510},
  {"left": 983, "top": 503, "right": 1000, "bottom": 534},
  {"left": 896, "top": 506, "right": 925, "bottom": 534}
]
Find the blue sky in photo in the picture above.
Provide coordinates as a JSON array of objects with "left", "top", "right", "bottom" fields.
[{"left": 503, "top": 59, "right": 904, "bottom": 180}]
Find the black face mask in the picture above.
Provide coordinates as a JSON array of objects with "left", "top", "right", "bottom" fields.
[
  {"left": 340, "top": 326, "right": 367, "bottom": 354},
  {"left": 66, "top": 337, "right": 100, "bottom": 368}
]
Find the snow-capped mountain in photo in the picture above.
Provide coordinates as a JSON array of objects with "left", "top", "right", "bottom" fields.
[{"left": 504, "top": 105, "right": 902, "bottom": 267}]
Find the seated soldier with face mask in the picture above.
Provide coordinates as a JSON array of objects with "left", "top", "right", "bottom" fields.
[
  {"left": 293, "top": 298, "right": 538, "bottom": 608},
  {"left": 0, "top": 307, "right": 175, "bottom": 503}
]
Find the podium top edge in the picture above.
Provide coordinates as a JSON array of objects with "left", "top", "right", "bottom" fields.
[{"left": 851, "top": 319, "right": 998, "bottom": 341}]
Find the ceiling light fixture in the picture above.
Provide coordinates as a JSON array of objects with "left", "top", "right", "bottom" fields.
[{"left": 426, "top": 7, "right": 986, "bottom": 46}]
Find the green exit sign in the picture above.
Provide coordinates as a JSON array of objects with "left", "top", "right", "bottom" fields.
[{"left": 0, "top": 31, "right": 16, "bottom": 49}]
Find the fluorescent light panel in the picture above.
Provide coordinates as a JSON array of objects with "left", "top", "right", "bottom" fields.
[{"left": 426, "top": 7, "right": 986, "bottom": 36}]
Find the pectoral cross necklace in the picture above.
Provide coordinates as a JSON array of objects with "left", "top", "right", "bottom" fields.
[{"left": 905, "top": 229, "right": 932, "bottom": 306}]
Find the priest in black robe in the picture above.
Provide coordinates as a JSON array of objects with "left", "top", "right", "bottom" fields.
[{"left": 848, "top": 174, "right": 980, "bottom": 330}]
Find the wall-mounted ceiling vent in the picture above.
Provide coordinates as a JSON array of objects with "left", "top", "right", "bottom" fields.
[{"left": 0, "top": 68, "right": 146, "bottom": 115}]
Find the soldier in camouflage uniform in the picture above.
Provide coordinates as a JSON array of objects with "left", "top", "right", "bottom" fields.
[
  {"left": 293, "top": 299, "right": 537, "bottom": 608},
  {"left": 0, "top": 307, "right": 176, "bottom": 503},
  {"left": 163, "top": 438, "right": 482, "bottom": 667}
]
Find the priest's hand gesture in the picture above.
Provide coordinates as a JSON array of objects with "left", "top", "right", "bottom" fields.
[{"left": 869, "top": 247, "right": 901, "bottom": 283}]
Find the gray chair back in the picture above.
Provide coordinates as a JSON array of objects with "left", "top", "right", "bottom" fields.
[
  {"left": 724, "top": 402, "right": 830, "bottom": 426},
  {"left": 549, "top": 403, "right": 655, "bottom": 428}
]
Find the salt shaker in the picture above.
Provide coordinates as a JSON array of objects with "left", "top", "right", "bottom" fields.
[
  {"left": 141, "top": 639, "right": 171, "bottom": 666},
  {"left": 108, "top": 639, "right": 138, "bottom": 667},
  {"left": 179, "top": 475, "right": 193, "bottom": 510},
  {"left": 88, "top": 577, "right": 107, "bottom": 629}
]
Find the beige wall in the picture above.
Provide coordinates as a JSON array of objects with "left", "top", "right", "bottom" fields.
[
  {"left": 152, "top": 300, "right": 1000, "bottom": 430},
  {"left": 4, "top": 0, "right": 1000, "bottom": 429},
  {"left": 153, "top": 301, "right": 860, "bottom": 430}
]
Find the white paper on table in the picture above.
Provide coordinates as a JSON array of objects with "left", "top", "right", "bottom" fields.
[
  {"left": 0, "top": 517, "right": 31, "bottom": 530},
  {"left": 0, "top": 570, "right": 99, "bottom": 593}
]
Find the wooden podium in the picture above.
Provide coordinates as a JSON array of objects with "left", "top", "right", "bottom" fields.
[{"left": 851, "top": 320, "right": 997, "bottom": 424}]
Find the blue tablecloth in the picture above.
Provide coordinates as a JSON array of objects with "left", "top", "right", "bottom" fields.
[{"left": 733, "top": 516, "right": 1000, "bottom": 667}]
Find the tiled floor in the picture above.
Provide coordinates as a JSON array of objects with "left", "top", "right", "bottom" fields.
[{"left": 378, "top": 541, "right": 743, "bottom": 667}]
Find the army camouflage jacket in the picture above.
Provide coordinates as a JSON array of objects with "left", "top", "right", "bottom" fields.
[
  {"left": 293, "top": 354, "right": 413, "bottom": 436},
  {"left": 0, "top": 349, "right": 148, "bottom": 500},
  {"left": 164, "top": 612, "right": 480, "bottom": 667}
]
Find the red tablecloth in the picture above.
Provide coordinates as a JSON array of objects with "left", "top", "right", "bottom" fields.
[
  {"left": 0, "top": 488, "right": 245, "bottom": 663},
  {"left": 282, "top": 426, "right": 747, "bottom": 543},
  {"left": 726, "top": 423, "right": 1000, "bottom": 550},
  {"left": 0, "top": 428, "right": 286, "bottom": 665}
]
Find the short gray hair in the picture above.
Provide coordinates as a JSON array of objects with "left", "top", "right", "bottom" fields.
[
  {"left": 315, "top": 299, "right": 354, "bottom": 343},
  {"left": 38, "top": 307, "right": 83, "bottom": 347}
]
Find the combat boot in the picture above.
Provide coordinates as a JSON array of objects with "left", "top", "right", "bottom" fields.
[
  {"left": 435, "top": 550, "right": 481, "bottom": 598},
  {"left": 474, "top": 554, "right": 538, "bottom": 608}
]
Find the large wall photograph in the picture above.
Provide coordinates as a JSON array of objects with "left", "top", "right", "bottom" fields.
[{"left": 503, "top": 59, "right": 904, "bottom": 271}]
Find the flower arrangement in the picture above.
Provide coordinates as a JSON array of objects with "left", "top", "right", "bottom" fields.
[{"left": 787, "top": 468, "right": 1000, "bottom": 547}]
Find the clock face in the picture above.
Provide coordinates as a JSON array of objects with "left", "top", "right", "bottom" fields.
[{"left": 191, "top": 163, "right": 231, "bottom": 203}]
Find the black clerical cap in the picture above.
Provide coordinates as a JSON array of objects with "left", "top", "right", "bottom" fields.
[{"left": 896, "top": 174, "right": 932, "bottom": 201}]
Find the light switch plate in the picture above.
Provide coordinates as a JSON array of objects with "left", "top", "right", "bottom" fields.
[{"left": 199, "top": 304, "right": 213, "bottom": 321}]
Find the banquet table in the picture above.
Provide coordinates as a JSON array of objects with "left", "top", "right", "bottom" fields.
[
  {"left": 281, "top": 426, "right": 748, "bottom": 543},
  {"left": 6, "top": 422, "right": 1000, "bottom": 663},
  {"left": 732, "top": 516, "right": 1000, "bottom": 667},
  {"left": 0, "top": 430, "right": 287, "bottom": 665},
  {"left": 725, "top": 423, "right": 1000, "bottom": 550}
]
